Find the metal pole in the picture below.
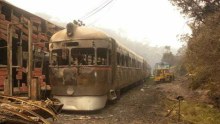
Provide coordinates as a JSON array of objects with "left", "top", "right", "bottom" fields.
[
  {"left": 178, "top": 99, "right": 180, "bottom": 122},
  {"left": 27, "top": 20, "right": 33, "bottom": 98},
  {"left": 176, "top": 96, "right": 184, "bottom": 122}
]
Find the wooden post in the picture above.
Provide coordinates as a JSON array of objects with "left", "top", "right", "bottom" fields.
[
  {"left": 30, "top": 77, "right": 40, "bottom": 100},
  {"left": 16, "top": 31, "right": 23, "bottom": 91},
  {"left": 0, "top": 2, "right": 2, "bottom": 14},
  {"left": 5, "top": 24, "right": 13, "bottom": 96},
  {"left": 17, "top": 32, "right": 23, "bottom": 66},
  {"left": 27, "top": 20, "right": 33, "bottom": 98}
]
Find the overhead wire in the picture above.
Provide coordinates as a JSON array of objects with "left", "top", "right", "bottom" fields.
[
  {"left": 87, "top": 0, "right": 116, "bottom": 26},
  {"left": 79, "top": 0, "right": 114, "bottom": 21},
  {"left": 79, "top": 0, "right": 110, "bottom": 20}
]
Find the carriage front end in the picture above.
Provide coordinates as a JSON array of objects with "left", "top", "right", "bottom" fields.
[{"left": 49, "top": 24, "right": 112, "bottom": 110}]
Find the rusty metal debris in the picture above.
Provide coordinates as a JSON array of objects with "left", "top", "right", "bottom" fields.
[{"left": 0, "top": 94, "right": 63, "bottom": 124}]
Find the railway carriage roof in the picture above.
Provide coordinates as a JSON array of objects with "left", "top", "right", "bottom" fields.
[
  {"left": 50, "top": 26, "right": 110, "bottom": 42},
  {"left": 114, "top": 40, "right": 144, "bottom": 61},
  {"left": 50, "top": 26, "right": 144, "bottom": 62}
]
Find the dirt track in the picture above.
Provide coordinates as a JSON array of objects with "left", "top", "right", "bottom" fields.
[
  {"left": 54, "top": 78, "right": 188, "bottom": 124},
  {"left": 3, "top": 71, "right": 218, "bottom": 123}
]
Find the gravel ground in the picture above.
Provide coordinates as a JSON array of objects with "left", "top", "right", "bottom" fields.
[{"left": 53, "top": 79, "right": 182, "bottom": 124}]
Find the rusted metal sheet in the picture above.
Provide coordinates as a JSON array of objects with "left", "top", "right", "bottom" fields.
[
  {"left": 38, "top": 33, "right": 48, "bottom": 41},
  {"left": 34, "top": 42, "right": 45, "bottom": 48},
  {"left": 0, "top": 32, "right": 7, "bottom": 41},
  {"left": 31, "top": 17, "right": 41, "bottom": 24},
  {"left": 16, "top": 69, "right": 23, "bottom": 80},
  {"left": 0, "top": 28, "right": 7, "bottom": 34},
  {"left": 0, "top": 22, "right": 7, "bottom": 29},
  {"left": 33, "top": 68, "right": 42, "bottom": 77},
  {"left": 0, "top": 76, "right": 5, "bottom": 87},
  {"left": 11, "top": 15, "right": 19, "bottom": 22},
  {"left": 0, "top": 68, "right": 7, "bottom": 76},
  {"left": 0, "top": 13, "right": 5, "bottom": 20},
  {"left": 0, "top": 19, "right": 10, "bottom": 25}
]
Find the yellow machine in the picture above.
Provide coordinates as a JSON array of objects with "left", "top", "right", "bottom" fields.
[{"left": 153, "top": 63, "right": 174, "bottom": 82}]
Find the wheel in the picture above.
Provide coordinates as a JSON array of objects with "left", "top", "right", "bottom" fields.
[
  {"left": 116, "top": 89, "right": 121, "bottom": 100},
  {"left": 160, "top": 79, "right": 165, "bottom": 82}
]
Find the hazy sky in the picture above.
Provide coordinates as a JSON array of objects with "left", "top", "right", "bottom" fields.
[{"left": 6, "top": 0, "right": 191, "bottom": 48}]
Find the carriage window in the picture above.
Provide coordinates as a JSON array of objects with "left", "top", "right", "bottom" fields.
[
  {"left": 71, "top": 48, "right": 94, "bottom": 65},
  {"left": 125, "top": 55, "right": 128, "bottom": 67},
  {"left": 121, "top": 55, "right": 125, "bottom": 66},
  {"left": 117, "top": 53, "right": 120, "bottom": 65},
  {"left": 97, "top": 48, "right": 109, "bottom": 65},
  {"left": 128, "top": 56, "right": 131, "bottom": 67},
  {"left": 51, "top": 49, "right": 69, "bottom": 66}
]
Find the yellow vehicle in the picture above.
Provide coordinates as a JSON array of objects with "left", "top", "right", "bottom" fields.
[{"left": 153, "top": 63, "right": 174, "bottom": 82}]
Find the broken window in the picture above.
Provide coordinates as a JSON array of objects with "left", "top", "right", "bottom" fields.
[
  {"left": 71, "top": 48, "right": 95, "bottom": 65},
  {"left": 117, "top": 53, "right": 120, "bottom": 66},
  {"left": 97, "top": 48, "right": 110, "bottom": 65},
  {"left": 70, "top": 48, "right": 110, "bottom": 66},
  {"left": 51, "top": 49, "right": 69, "bottom": 66}
]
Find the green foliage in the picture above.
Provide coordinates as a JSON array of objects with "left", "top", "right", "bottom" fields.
[
  {"left": 181, "top": 101, "right": 220, "bottom": 124},
  {"left": 165, "top": 99, "right": 220, "bottom": 124}
]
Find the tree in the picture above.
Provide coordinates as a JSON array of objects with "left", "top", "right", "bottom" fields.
[
  {"left": 161, "top": 52, "right": 175, "bottom": 65},
  {"left": 169, "top": 0, "right": 220, "bottom": 24},
  {"left": 165, "top": 46, "right": 171, "bottom": 53},
  {"left": 185, "top": 12, "right": 220, "bottom": 84},
  {"left": 170, "top": 0, "right": 220, "bottom": 100},
  {"left": 161, "top": 46, "right": 176, "bottom": 66}
]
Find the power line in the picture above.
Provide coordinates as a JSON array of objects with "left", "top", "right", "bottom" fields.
[
  {"left": 87, "top": 0, "right": 115, "bottom": 26},
  {"left": 80, "top": 0, "right": 113, "bottom": 20},
  {"left": 80, "top": 0, "right": 110, "bottom": 20},
  {"left": 80, "top": 0, "right": 114, "bottom": 20}
]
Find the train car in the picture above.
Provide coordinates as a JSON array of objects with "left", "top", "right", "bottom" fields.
[
  {"left": 49, "top": 23, "right": 150, "bottom": 111},
  {"left": 153, "top": 62, "right": 174, "bottom": 82}
]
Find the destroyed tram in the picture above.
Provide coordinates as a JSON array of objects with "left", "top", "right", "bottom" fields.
[{"left": 49, "top": 23, "right": 150, "bottom": 111}]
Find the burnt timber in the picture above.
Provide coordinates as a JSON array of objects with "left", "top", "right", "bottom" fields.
[
  {"left": 0, "top": 1, "right": 64, "bottom": 123},
  {"left": 0, "top": 0, "right": 64, "bottom": 98}
]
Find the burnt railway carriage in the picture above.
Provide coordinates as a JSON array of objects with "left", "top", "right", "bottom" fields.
[{"left": 49, "top": 23, "right": 150, "bottom": 110}]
